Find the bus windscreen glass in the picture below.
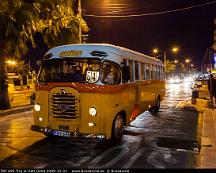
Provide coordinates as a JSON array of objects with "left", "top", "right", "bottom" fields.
[{"left": 38, "top": 58, "right": 101, "bottom": 83}]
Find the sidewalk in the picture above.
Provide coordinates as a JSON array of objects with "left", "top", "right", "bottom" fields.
[
  {"left": 186, "top": 85, "right": 216, "bottom": 169},
  {"left": 0, "top": 89, "right": 35, "bottom": 116},
  {"left": 0, "top": 104, "right": 33, "bottom": 117},
  {"left": 199, "top": 107, "right": 216, "bottom": 168}
]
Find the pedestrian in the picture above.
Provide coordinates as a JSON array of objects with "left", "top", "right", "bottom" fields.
[
  {"left": 207, "top": 73, "right": 216, "bottom": 106},
  {"left": 65, "top": 65, "right": 83, "bottom": 82}
]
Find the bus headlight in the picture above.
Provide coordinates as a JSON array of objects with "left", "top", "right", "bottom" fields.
[
  {"left": 34, "top": 104, "right": 41, "bottom": 112},
  {"left": 89, "top": 107, "right": 97, "bottom": 116}
]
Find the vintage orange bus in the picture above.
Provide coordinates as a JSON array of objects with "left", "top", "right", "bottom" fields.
[{"left": 31, "top": 43, "right": 165, "bottom": 142}]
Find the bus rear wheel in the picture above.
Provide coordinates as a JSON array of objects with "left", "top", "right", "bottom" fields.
[
  {"left": 148, "top": 96, "right": 160, "bottom": 113},
  {"left": 111, "top": 114, "right": 124, "bottom": 143}
]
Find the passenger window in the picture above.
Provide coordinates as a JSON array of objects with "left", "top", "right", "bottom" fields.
[
  {"left": 153, "top": 65, "right": 157, "bottom": 80},
  {"left": 129, "top": 60, "right": 134, "bottom": 82},
  {"left": 135, "top": 61, "right": 139, "bottom": 80},
  {"left": 150, "top": 65, "right": 153, "bottom": 80},
  {"left": 121, "top": 60, "right": 129, "bottom": 83},
  {"left": 101, "top": 61, "right": 121, "bottom": 85},
  {"left": 141, "top": 63, "right": 145, "bottom": 80},
  {"left": 146, "top": 64, "right": 150, "bottom": 80},
  {"left": 157, "top": 66, "right": 160, "bottom": 80}
]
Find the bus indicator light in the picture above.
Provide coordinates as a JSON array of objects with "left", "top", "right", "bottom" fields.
[{"left": 88, "top": 122, "right": 96, "bottom": 127}]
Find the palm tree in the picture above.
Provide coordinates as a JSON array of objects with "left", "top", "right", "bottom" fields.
[
  {"left": 0, "top": 0, "right": 88, "bottom": 109},
  {"left": 0, "top": 0, "right": 37, "bottom": 109}
]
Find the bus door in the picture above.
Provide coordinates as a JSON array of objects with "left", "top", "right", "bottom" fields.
[{"left": 128, "top": 60, "right": 142, "bottom": 121}]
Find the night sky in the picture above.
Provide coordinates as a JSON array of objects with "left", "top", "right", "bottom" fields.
[
  {"left": 81, "top": 0, "right": 216, "bottom": 69},
  {"left": 27, "top": 0, "right": 216, "bottom": 70}
]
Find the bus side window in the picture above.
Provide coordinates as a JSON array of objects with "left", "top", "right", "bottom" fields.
[
  {"left": 146, "top": 64, "right": 150, "bottom": 80},
  {"left": 153, "top": 65, "right": 157, "bottom": 80},
  {"left": 141, "top": 63, "right": 145, "bottom": 80},
  {"left": 150, "top": 64, "right": 153, "bottom": 80},
  {"left": 158, "top": 66, "right": 161, "bottom": 80},
  {"left": 135, "top": 61, "right": 139, "bottom": 80},
  {"left": 129, "top": 60, "right": 134, "bottom": 82},
  {"left": 102, "top": 61, "right": 121, "bottom": 85},
  {"left": 113, "top": 64, "right": 121, "bottom": 84},
  {"left": 121, "top": 61, "right": 129, "bottom": 83}
]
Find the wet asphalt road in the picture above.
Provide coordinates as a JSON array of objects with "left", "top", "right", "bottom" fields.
[{"left": 0, "top": 82, "right": 200, "bottom": 169}]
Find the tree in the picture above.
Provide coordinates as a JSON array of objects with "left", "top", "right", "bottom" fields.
[
  {"left": 32, "top": 0, "right": 88, "bottom": 47},
  {"left": 0, "top": 0, "right": 88, "bottom": 110},
  {"left": 0, "top": 0, "right": 36, "bottom": 109}
]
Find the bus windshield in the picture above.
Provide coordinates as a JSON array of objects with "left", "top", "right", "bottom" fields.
[{"left": 38, "top": 58, "right": 101, "bottom": 83}]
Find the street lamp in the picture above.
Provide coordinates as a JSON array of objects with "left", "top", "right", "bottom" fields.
[
  {"left": 6, "top": 60, "right": 16, "bottom": 66},
  {"left": 185, "top": 59, "right": 190, "bottom": 63},
  {"left": 5, "top": 60, "right": 17, "bottom": 72}
]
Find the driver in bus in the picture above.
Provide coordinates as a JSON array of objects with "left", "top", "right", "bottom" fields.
[{"left": 66, "top": 65, "right": 83, "bottom": 82}]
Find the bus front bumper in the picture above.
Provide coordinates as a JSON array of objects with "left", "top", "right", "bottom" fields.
[{"left": 31, "top": 125, "right": 106, "bottom": 141}]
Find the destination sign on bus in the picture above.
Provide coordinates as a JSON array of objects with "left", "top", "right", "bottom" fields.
[{"left": 59, "top": 50, "right": 82, "bottom": 57}]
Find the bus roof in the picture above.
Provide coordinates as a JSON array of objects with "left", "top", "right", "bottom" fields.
[{"left": 45, "top": 43, "right": 164, "bottom": 66}]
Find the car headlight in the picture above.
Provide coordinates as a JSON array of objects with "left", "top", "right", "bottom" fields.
[
  {"left": 89, "top": 107, "right": 97, "bottom": 116},
  {"left": 34, "top": 104, "right": 41, "bottom": 112},
  {"left": 169, "top": 79, "right": 174, "bottom": 83},
  {"left": 175, "top": 79, "right": 180, "bottom": 83}
]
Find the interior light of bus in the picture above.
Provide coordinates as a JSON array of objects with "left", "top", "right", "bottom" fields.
[
  {"left": 34, "top": 104, "right": 41, "bottom": 112},
  {"left": 39, "top": 117, "right": 43, "bottom": 121},
  {"left": 88, "top": 122, "right": 96, "bottom": 127},
  {"left": 89, "top": 107, "right": 97, "bottom": 116}
]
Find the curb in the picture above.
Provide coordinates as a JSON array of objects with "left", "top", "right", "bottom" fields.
[{"left": 0, "top": 105, "right": 33, "bottom": 117}]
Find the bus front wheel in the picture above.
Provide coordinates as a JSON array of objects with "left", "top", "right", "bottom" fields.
[
  {"left": 148, "top": 96, "right": 160, "bottom": 114},
  {"left": 111, "top": 114, "right": 124, "bottom": 143}
]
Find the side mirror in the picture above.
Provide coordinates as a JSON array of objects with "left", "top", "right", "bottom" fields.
[{"left": 122, "top": 66, "right": 130, "bottom": 82}]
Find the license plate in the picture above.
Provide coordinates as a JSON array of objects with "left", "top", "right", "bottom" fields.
[{"left": 52, "top": 130, "right": 71, "bottom": 137}]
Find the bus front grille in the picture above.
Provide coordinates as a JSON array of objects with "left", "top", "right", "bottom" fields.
[{"left": 51, "top": 93, "right": 79, "bottom": 119}]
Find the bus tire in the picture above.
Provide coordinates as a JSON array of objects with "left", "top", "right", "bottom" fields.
[
  {"left": 148, "top": 96, "right": 160, "bottom": 114},
  {"left": 111, "top": 114, "right": 124, "bottom": 143}
]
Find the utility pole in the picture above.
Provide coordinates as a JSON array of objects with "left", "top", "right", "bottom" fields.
[{"left": 78, "top": 0, "right": 82, "bottom": 43}]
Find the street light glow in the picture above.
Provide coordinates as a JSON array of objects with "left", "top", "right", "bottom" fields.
[
  {"left": 6, "top": 60, "right": 16, "bottom": 65},
  {"left": 172, "top": 47, "right": 179, "bottom": 53},
  {"left": 185, "top": 59, "right": 190, "bottom": 63},
  {"left": 153, "top": 48, "right": 158, "bottom": 54}
]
